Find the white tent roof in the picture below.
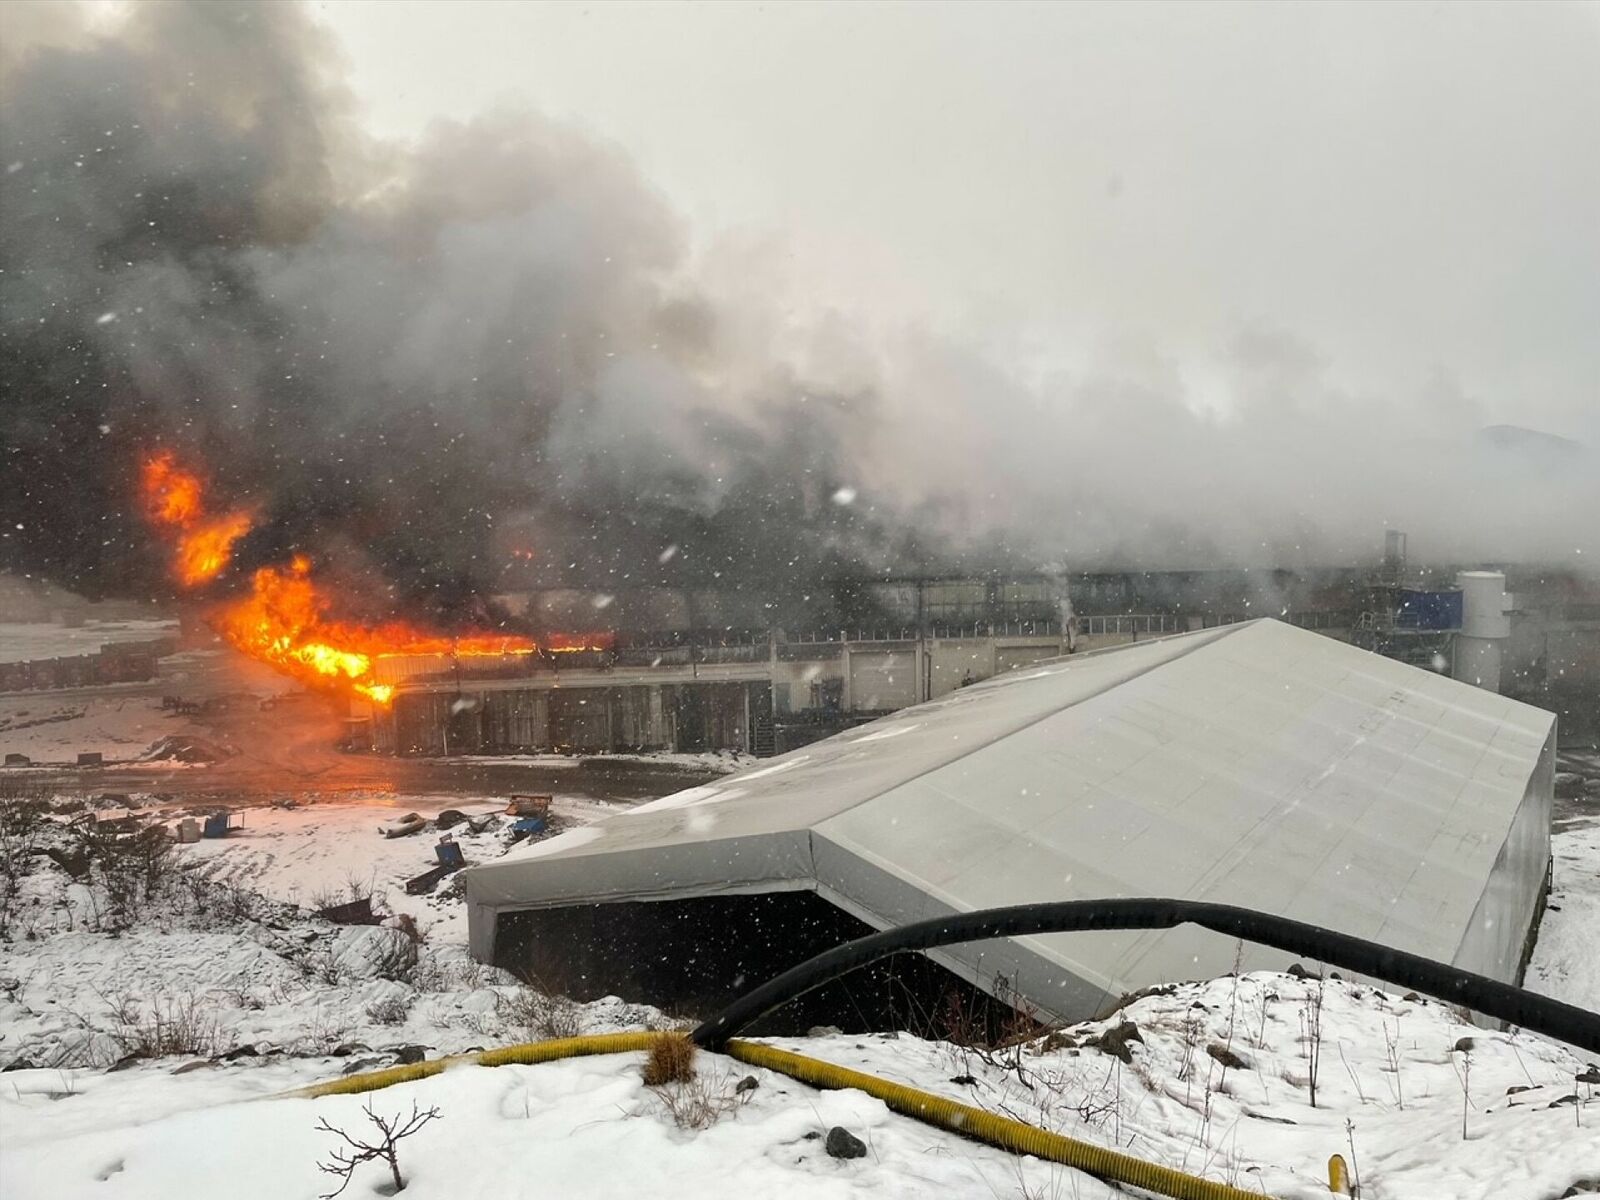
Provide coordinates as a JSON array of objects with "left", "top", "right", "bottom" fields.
[{"left": 466, "top": 620, "right": 1555, "bottom": 1019}]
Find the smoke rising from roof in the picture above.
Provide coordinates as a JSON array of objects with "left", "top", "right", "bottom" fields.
[{"left": 1, "top": 1, "right": 1594, "bottom": 627}]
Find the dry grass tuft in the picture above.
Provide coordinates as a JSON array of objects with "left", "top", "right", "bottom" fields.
[
  {"left": 642, "top": 1032, "right": 697, "bottom": 1086},
  {"left": 649, "top": 1069, "right": 749, "bottom": 1130},
  {"left": 496, "top": 985, "right": 584, "bottom": 1040}
]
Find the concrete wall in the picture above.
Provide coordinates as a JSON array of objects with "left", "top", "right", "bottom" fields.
[
  {"left": 384, "top": 679, "right": 755, "bottom": 756},
  {"left": 374, "top": 619, "right": 1372, "bottom": 756}
]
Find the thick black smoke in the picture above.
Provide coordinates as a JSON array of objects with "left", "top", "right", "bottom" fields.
[{"left": 0, "top": 1, "right": 935, "bottom": 629}]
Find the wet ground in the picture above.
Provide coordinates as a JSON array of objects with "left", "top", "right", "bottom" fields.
[
  {"left": 1556, "top": 747, "right": 1600, "bottom": 828},
  {"left": 30, "top": 754, "right": 724, "bottom": 807},
  {"left": 4, "top": 645, "right": 725, "bottom": 807}
]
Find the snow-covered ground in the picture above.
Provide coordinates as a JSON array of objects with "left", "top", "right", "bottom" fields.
[
  {"left": 1527, "top": 816, "right": 1600, "bottom": 1013},
  {"left": 178, "top": 796, "right": 629, "bottom": 943},
  {"left": 3, "top": 969, "right": 1597, "bottom": 1200},
  {"left": 0, "top": 693, "right": 209, "bottom": 764},
  {"left": 3, "top": 766, "right": 1599, "bottom": 1198},
  {"left": 0, "top": 797, "right": 647, "bottom": 1071},
  {"left": 0, "top": 620, "right": 179, "bottom": 664}
]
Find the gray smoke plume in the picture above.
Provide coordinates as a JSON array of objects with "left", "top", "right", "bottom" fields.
[
  {"left": 2, "top": 1, "right": 1594, "bottom": 633},
  {"left": 0, "top": 0, "right": 925, "bottom": 629}
]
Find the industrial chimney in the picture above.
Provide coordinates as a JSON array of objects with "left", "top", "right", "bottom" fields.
[{"left": 1453, "top": 571, "right": 1514, "bottom": 692}]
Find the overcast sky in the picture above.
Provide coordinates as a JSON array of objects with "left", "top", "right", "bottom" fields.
[{"left": 308, "top": 0, "right": 1600, "bottom": 442}]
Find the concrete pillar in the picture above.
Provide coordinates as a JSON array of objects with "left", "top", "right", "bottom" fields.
[
  {"left": 769, "top": 629, "right": 781, "bottom": 721},
  {"left": 649, "top": 685, "right": 666, "bottom": 748}
]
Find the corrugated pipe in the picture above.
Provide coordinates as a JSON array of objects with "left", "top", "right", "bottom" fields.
[
  {"left": 725, "top": 1038, "right": 1264, "bottom": 1200},
  {"left": 288, "top": 1031, "right": 1265, "bottom": 1200},
  {"left": 285, "top": 1031, "right": 662, "bottom": 1098},
  {"left": 691, "top": 898, "right": 1600, "bottom": 1054}
]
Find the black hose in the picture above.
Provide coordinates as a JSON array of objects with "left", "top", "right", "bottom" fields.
[{"left": 692, "top": 898, "right": 1600, "bottom": 1054}]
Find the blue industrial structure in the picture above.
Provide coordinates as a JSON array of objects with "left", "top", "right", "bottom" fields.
[{"left": 1393, "top": 589, "right": 1463, "bottom": 631}]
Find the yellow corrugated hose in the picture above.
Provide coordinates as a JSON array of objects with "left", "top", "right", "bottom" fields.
[
  {"left": 284, "top": 1031, "right": 662, "bottom": 1098},
  {"left": 724, "top": 1039, "right": 1267, "bottom": 1200},
  {"left": 285, "top": 1032, "right": 1271, "bottom": 1200}
]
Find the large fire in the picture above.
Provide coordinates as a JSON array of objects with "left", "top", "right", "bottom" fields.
[
  {"left": 140, "top": 452, "right": 256, "bottom": 586},
  {"left": 139, "top": 451, "right": 608, "bottom": 706},
  {"left": 216, "top": 556, "right": 546, "bottom": 705}
]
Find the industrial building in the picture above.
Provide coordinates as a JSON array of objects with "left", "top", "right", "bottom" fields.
[
  {"left": 371, "top": 619, "right": 1095, "bottom": 757},
  {"left": 365, "top": 557, "right": 1596, "bottom": 756},
  {"left": 463, "top": 619, "right": 1556, "bottom": 1027},
  {"left": 364, "top": 568, "right": 1359, "bottom": 757}
]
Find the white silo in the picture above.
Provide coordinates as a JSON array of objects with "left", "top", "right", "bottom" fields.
[{"left": 1453, "top": 571, "right": 1513, "bottom": 692}]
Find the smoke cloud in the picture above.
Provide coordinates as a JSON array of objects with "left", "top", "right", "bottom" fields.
[
  {"left": 0, "top": 1, "right": 920, "bottom": 627},
  {"left": 2, "top": 1, "right": 1593, "bottom": 632}
]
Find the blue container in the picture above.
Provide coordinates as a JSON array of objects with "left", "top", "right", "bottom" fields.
[
  {"left": 1395, "top": 589, "right": 1462, "bottom": 631},
  {"left": 202, "top": 812, "right": 229, "bottom": 838},
  {"left": 435, "top": 840, "right": 466, "bottom": 869}
]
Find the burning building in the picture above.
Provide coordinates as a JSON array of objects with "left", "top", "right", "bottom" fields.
[{"left": 130, "top": 449, "right": 612, "bottom": 713}]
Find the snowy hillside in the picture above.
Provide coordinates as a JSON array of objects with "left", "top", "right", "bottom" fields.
[
  {"left": 2, "top": 786, "right": 1599, "bottom": 1199},
  {"left": 4, "top": 971, "right": 1598, "bottom": 1199}
]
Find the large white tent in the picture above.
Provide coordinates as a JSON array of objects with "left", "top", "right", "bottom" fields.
[{"left": 465, "top": 619, "right": 1556, "bottom": 1023}]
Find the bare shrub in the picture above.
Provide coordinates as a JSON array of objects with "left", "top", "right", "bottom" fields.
[
  {"left": 113, "top": 993, "right": 222, "bottom": 1060},
  {"left": 311, "top": 872, "right": 381, "bottom": 921},
  {"left": 1344, "top": 1118, "right": 1364, "bottom": 1195},
  {"left": 1453, "top": 1047, "right": 1474, "bottom": 1140},
  {"left": 1383, "top": 1017, "right": 1405, "bottom": 1110},
  {"left": 497, "top": 984, "right": 583, "bottom": 1041},
  {"left": 907, "top": 972, "right": 1049, "bottom": 1074},
  {"left": 642, "top": 1032, "right": 696, "bottom": 1086},
  {"left": 292, "top": 1004, "right": 355, "bottom": 1056},
  {"left": 410, "top": 955, "right": 492, "bottom": 994},
  {"left": 368, "top": 930, "right": 421, "bottom": 984},
  {"left": 1176, "top": 1009, "right": 1205, "bottom": 1084},
  {"left": 458, "top": 1006, "right": 502, "bottom": 1037},
  {"left": 309, "top": 885, "right": 345, "bottom": 914},
  {"left": 77, "top": 821, "right": 176, "bottom": 928},
  {"left": 96, "top": 986, "right": 143, "bottom": 1029},
  {"left": 977, "top": 973, "right": 1051, "bottom": 1082},
  {"left": 1298, "top": 974, "right": 1327, "bottom": 1108},
  {"left": 315, "top": 1100, "right": 441, "bottom": 1197},
  {"left": 365, "top": 994, "right": 413, "bottom": 1026},
  {"left": 0, "top": 783, "right": 49, "bottom": 936},
  {"left": 649, "top": 1067, "right": 748, "bottom": 1130},
  {"left": 301, "top": 947, "right": 342, "bottom": 986},
  {"left": 199, "top": 877, "right": 259, "bottom": 924}
]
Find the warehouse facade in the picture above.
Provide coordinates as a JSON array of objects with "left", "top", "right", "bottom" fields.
[{"left": 464, "top": 619, "right": 1556, "bottom": 1027}]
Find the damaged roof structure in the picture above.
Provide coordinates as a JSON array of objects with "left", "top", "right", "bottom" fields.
[{"left": 465, "top": 619, "right": 1555, "bottom": 1025}]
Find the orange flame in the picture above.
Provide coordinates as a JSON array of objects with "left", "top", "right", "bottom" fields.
[
  {"left": 138, "top": 451, "right": 611, "bottom": 706},
  {"left": 217, "top": 556, "right": 551, "bottom": 705},
  {"left": 140, "top": 451, "right": 255, "bottom": 586},
  {"left": 142, "top": 452, "right": 202, "bottom": 526},
  {"left": 175, "top": 508, "right": 255, "bottom": 587}
]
